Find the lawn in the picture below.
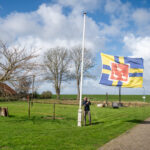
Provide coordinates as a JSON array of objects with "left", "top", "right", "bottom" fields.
[
  {"left": 51, "top": 94, "right": 150, "bottom": 102},
  {"left": 0, "top": 95, "right": 149, "bottom": 103},
  {"left": 0, "top": 101, "right": 150, "bottom": 150}
]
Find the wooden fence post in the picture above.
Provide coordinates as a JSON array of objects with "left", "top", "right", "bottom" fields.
[{"left": 27, "top": 95, "right": 30, "bottom": 118}]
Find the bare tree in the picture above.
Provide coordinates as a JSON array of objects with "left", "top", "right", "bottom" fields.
[
  {"left": 70, "top": 46, "right": 95, "bottom": 100},
  {"left": 0, "top": 41, "right": 37, "bottom": 85},
  {"left": 43, "top": 47, "right": 70, "bottom": 99},
  {"left": 16, "top": 76, "right": 32, "bottom": 97}
]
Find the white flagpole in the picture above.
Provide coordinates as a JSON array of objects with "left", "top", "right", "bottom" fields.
[{"left": 77, "top": 12, "right": 86, "bottom": 127}]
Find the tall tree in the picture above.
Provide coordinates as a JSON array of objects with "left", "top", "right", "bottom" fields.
[
  {"left": 70, "top": 46, "right": 95, "bottom": 100},
  {"left": 43, "top": 47, "right": 70, "bottom": 99},
  {"left": 0, "top": 41, "right": 37, "bottom": 84}
]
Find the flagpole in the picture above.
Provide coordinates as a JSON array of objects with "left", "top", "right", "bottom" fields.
[
  {"left": 119, "top": 86, "right": 121, "bottom": 104},
  {"left": 77, "top": 12, "right": 86, "bottom": 127}
]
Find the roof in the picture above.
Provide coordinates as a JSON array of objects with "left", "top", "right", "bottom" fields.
[{"left": 0, "top": 82, "right": 17, "bottom": 95}]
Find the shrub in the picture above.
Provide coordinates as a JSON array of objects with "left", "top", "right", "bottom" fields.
[
  {"left": 32, "top": 91, "right": 41, "bottom": 99},
  {"left": 40, "top": 91, "right": 52, "bottom": 99}
]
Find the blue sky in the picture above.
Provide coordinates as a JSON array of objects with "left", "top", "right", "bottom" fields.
[{"left": 0, "top": 0, "right": 150, "bottom": 95}]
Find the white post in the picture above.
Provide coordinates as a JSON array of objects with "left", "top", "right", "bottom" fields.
[{"left": 78, "top": 12, "right": 86, "bottom": 127}]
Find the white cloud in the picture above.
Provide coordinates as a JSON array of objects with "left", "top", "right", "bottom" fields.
[
  {"left": 124, "top": 34, "right": 150, "bottom": 60},
  {"left": 132, "top": 8, "right": 150, "bottom": 26},
  {"left": 105, "top": 0, "right": 131, "bottom": 18},
  {"left": 98, "top": 0, "right": 132, "bottom": 39},
  {"left": 57, "top": 0, "right": 103, "bottom": 13},
  {"left": 0, "top": 3, "right": 103, "bottom": 53},
  {"left": 124, "top": 34, "right": 150, "bottom": 93},
  {"left": 132, "top": 8, "right": 150, "bottom": 36},
  {"left": 99, "top": 21, "right": 122, "bottom": 37},
  {"left": 105, "top": 0, "right": 122, "bottom": 14},
  {"left": 0, "top": 3, "right": 105, "bottom": 94},
  {"left": 37, "top": 78, "right": 118, "bottom": 95}
]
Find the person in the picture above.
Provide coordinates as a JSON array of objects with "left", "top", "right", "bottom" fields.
[{"left": 82, "top": 97, "right": 91, "bottom": 125}]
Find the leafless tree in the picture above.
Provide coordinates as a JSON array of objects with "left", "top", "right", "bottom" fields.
[
  {"left": 43, "top": 47, "right": 71, "bottom": 99},
  {"left": 70, "top": 46, "right": 95, "bottom": 100},
  {"left": 15, "top": 76, "right": 32, "bottom": 97},
  {"left": 0, "top": 41, "right": 38, "bottom": 85}
]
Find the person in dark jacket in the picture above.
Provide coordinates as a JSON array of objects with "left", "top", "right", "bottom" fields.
[{"left": 82, "top": 97, "right": 91, "bottom": 125}]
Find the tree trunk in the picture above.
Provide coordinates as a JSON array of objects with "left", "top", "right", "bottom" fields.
[
  {"left": 56, "top": 87, "right": 60, "bottom": 99},
  {"left": 0, "top": 107, "right": 9, "bottom": 117}
]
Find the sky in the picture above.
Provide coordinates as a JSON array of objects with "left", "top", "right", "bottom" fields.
[{"left": 0, "top": 0, "right": 150, "bottom": 95}]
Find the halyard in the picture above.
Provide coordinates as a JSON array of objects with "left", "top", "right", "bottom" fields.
[{"left": 0, "top": 101, "right": 150, "bottom": 150}]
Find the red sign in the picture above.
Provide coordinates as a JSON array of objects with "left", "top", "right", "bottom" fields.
[{"left": 110, "top": 62, "right": 129, "bottom": 82}]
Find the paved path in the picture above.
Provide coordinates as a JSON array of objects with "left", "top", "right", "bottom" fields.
[{"left": 98, "top": 118, "right": 150, "bottom": 150}]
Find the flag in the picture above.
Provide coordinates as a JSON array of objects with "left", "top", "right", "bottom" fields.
[{"left": 100, "top": 53, "right": 144, "bottom": 88}]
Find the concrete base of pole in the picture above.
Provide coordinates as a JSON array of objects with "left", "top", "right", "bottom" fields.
[{"left": 77, "top": 108, "right": 82, "bottom": 127}]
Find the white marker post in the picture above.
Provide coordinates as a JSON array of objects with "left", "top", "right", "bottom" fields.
[{"left": 77, "top": 12, "right": 86, "bottom": 127}]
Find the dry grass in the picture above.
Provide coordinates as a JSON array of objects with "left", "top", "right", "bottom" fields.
[{"left": 33, "top": 99, "right": 150, "bottom": 107}]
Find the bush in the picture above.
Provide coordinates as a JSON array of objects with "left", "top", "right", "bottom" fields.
[
  {"left": 32, "top": 91, "right": 41, "bottom": 99},
  {"left": 40, "top": 91, "right": 52, "bottom": 99}
]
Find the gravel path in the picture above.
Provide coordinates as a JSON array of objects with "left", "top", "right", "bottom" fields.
[{"left": 98, "top": 117, "right": 150, "bottom": 150}]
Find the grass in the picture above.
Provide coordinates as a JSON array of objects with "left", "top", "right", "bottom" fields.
[
  {"left": 51, "top": 94, "right": 150, "bottom": 102},
  {"left": 0, "top": 101, "right": 150, "bottom": 150},
  {"left": 1, "top": 94, "right": 150, "bottom": 103}
]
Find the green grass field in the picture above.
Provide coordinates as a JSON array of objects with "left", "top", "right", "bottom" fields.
[
  {"left": 51, "top": 94, "right": 150, "bottom": 102},
  {"left": 0, "top": 95, "right": 149, "bottom": 103},
  {"left": 0, "top": 101, "right": 150, "bottom": 150}
]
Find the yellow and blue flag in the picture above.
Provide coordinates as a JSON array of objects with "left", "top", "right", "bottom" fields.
[{"left": 100, "top": 53, "right": 144, "bottom": 88}]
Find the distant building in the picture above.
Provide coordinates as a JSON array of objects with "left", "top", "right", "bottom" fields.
[{"left": 0, "top": 82, "right": 17, "bottom": 96}]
